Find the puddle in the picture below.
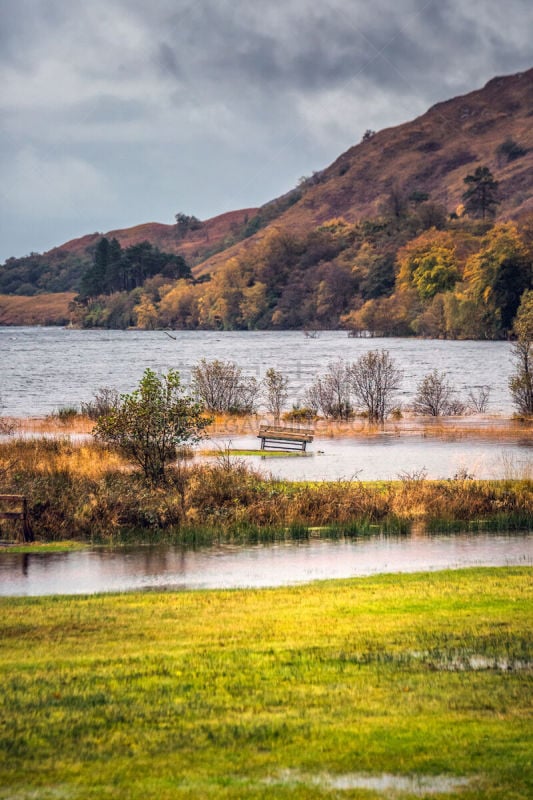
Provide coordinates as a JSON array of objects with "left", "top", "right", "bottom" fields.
[
  {"left": 421, "top": 654, "right": 532, "bottom": 672},
  {"left": 266, "top": 770, "right": 471, "bottom": 795}
]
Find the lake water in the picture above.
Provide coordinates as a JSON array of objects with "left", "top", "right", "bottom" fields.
[
  {"left": 0, "top": 533, "right": 530, "bottom": 596},
  {"left": 204, "top": 433, "right": 533, "bottom": 481},
  {"left": 0, "top": 327, "right": 517, "bottom": 416},
  {"left": 1, "top": 327, "right": 531, "bottom": 479}
]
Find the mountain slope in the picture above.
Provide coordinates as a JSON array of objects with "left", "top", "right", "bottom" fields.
[
  {"left": 1, "top": 68, "right": 532, "bottom": 302},
  {"left": 193, "top": 68, "right": 533, "bottom": 275}
]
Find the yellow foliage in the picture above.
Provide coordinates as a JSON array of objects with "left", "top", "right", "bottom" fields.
[
  {"left": 133, "top": 294, "right": 158, "bottom": 329},
  {"left": 396, "top": 229, "right": 458, "bottom": 300}
]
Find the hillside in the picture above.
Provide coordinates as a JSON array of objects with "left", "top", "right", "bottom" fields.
[
  {"left": 193, "top": 68, "right": 533, "bottom": 276},
  {"left": 1, "top": 68, "right": 533, "bottom": 337},
  {"left": 0, "top": 293, "right": 75, "bottom": 325},
  {"left": 0, "top": 208, "right": 256, "bottom": 295}
]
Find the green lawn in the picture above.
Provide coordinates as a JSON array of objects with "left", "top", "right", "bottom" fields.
[{"left": 0, "top": 568, "right": 531, "bottom": 799}]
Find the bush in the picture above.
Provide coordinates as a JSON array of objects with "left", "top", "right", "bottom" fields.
[
  {"left": 95, "top": 368, "right": 211, "bottom": 484},
  {"left": 54, "top": 406, "right": 79, "bottom": 424},
  {"left": 305, "top": 361, "right": 353, "bottom": 420},
  {"left": 412, "top": 370, "right": 461, "bottom": 416},
  {"left": 81, "top": 387, "right": 120, "bottom": 420},
  {"left": 282, "top": 407, "right": 317, "bottom": 423}
]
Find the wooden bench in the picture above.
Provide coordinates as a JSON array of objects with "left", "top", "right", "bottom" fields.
[
  {"left": 257, "top": 425, "right": 314, "bottom": 452},
  {"left": 0, "top": 495, "right": 34, "bottom": 542}
]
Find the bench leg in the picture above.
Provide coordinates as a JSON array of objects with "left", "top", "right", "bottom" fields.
[{"left": 260, "top": 438, "right": 265, "bottom": 451}]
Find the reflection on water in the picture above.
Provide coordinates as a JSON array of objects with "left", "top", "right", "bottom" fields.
[{"left": 0, "top": 533, "right": 531, "bottom": 597}]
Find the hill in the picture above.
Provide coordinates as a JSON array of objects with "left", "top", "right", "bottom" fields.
[
  {"left": 1, "top": 68, "right": 532, "bottom": 336},
  {"left": 0, "top": 209, "right": 256, "bottom": 296},
  {"left": 193, "top": 68, "right": 533, "bottom": 276}
]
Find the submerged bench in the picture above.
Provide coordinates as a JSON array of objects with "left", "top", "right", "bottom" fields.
[
  {"left": 257, "top": 425, "right": 314, "bottom": 452},
  {"left": 0, "top": 495, "right": 34, "bottom": 542}
]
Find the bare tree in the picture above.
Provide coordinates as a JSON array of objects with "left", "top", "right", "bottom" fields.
[
  {"left": 0, "top": 393, "right": 16, "bottom": 436},
  {"left": 263, "top": 368, "right": 289, "bottom": 422},
  {"left": 466, "top": 386, "right": 491, "bottom": 413},
  {"left": 191, "top": 359, "right": 259, "bottom": 414},
  {"left": 81, "top": 387, "right": 120, "bottom": 420},
  {"left": 348, "top": 350, "right": 402, "bottom": 423},
  {"left": 304, "top": 361, "right": 352, "bottom": 420},
  {"left": 509, "top": 290, "right": 533, "bottom": 416},
  {"left": 509, "top": 340, "right": 533, "bottom": 415},
  {"left": 412, "top": 370, "right": 459, "bottom": 416}
]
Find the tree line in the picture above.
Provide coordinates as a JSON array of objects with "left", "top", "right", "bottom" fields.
[{"left": 77, "top": 238, "right": 191, "bottom": 299}]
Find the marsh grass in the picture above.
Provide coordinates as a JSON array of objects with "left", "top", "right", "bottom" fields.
[
  {"left": 1, "top": 437, "right": 533, "bottom": 544},
  {"left": 0, "top": 568, "right": 531, "bottom": 799},
  {"left": 12, "top": 411, "right": 533, "bottom": 444}
]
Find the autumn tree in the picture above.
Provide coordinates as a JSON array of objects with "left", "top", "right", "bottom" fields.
[
  {"left": 158, "top": 281, "right": 201, "bottom": 328},
  {"left": 463, "top": 223, "right": 531, "bottom": 336},
  {"left": 134, "top": 293, "right": 158, "bottom": 329},
  {"left": 396, "top": 230, "right": 459, "bottom": 301}
]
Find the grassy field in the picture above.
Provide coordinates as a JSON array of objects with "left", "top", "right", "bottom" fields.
[
  {"left": 0, "top": 292, "right": 75, "bottom": 325},
  {"left": 0, "top": 568, "right": 531, "bottom": 799}
]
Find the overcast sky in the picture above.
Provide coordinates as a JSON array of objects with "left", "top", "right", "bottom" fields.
[{"left": 1, "top": 0, "right": 531, "bottom": 262}]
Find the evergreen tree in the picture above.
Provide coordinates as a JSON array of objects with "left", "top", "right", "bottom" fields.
[{"left": 462, "top": 167, "right": 499, "bottom": 220}]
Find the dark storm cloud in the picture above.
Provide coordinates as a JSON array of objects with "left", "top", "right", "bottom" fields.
[{"left": 0, "top": 0, "right": 531, "bottom": 261}]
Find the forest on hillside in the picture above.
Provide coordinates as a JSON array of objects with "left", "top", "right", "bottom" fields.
[{"left": 67, "top": 166, "right": 533, "bottom": 340}]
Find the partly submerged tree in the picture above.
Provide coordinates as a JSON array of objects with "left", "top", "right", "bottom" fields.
[
  {"left": 263, "top": 368, "right": 289, "bottom": 422},
  {"left": 348, "top": 350, "right": 402, "bottom": 424},
  {"left": 412, "top": 370, "right": 459, "bottom": 416},
  {"left": 95, "top": 369, "right": 211, "bottom": 483},
  {"left": 191, "top": 359, "right": 260, "bottom": 414},
  {"left": 305, "top": 361, "right": 353, "bottom": 420},
  {"left": 509, "top": 290, "right": 533, "bottom": 416},
  {"left": 462, "top": 166, "right": 499, "bottom": 220}
]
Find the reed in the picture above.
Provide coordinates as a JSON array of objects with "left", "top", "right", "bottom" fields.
[
  {"left": 1, "top": 437, "right": 532, "bottom": 544},
  {"left": 11, "top": 410, "right": 533, "bottom": 442}
]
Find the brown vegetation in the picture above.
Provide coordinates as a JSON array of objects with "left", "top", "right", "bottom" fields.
[
  {"left": 0, "top": 293, "right": 75, "bottom": 325},
  {"left": 0, "top": 438, "right": 532, "bottom": 542}
]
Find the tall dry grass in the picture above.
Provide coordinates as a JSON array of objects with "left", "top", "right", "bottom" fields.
[{"left": 1, "top": 437, "right": 532, "bottom": 542}]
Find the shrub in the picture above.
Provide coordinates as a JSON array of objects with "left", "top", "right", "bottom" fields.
[
  {"left": 191, "top": 359, "right": 260, "bottom": 414},
  {"left": 412, "top": 370, "right": 461, "bottom": 416},
  {"left": 95, "top": 368, "right": 211, "bottom": 484},
  {"left": 81, "top": 387, "right": 121, "bottom": 420}
]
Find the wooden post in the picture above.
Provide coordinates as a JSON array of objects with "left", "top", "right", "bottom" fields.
[
  {"left": 0, "top": 495, "right": 34, "bottom": 543},
  {"left": 22, "top": 497, "right": 34, "bottom": 543}
]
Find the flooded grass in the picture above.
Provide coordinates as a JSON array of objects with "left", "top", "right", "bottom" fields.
[
  {"left": 0, "top": 568, "right": 531, "bottom": 798},
  {"left": 265, "top": 769, "right": 472, "bottom": 794},
  {"left": 1, "top": 437, "right": 533, "bottom": 544}
]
